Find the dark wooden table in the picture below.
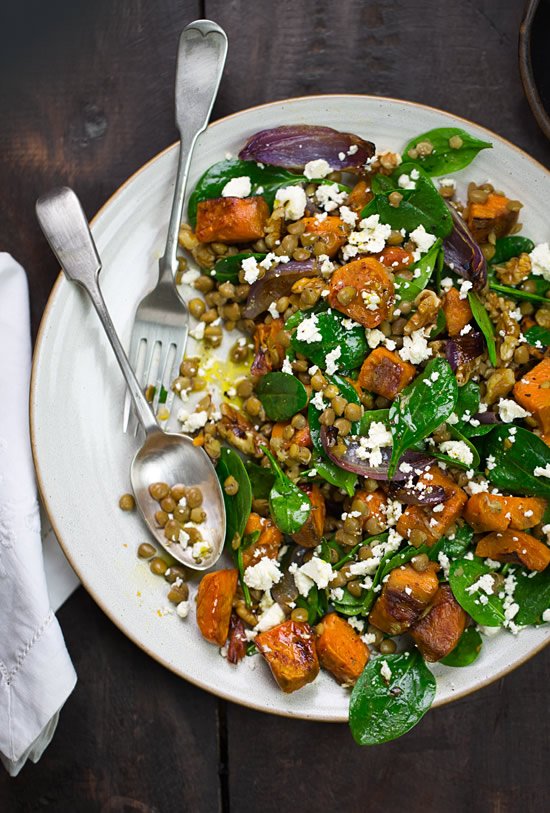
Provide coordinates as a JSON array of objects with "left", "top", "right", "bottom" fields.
[{"left": 1, "top": 2, "right": 549, "bottom": 810}]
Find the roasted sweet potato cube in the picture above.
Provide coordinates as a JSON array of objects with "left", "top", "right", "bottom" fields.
[
  {"left": 256, "top": 620, "right": 320, "bottom": 692},
  {"left": 196, "top": 569, "right": 239, "bottom": 646},
  {"left": 316, "top": 613, "right": 369, "bottom": 685},
  {"left": 368, "top": 562, "right": 440, "bottom": 635},
  {"left": 396, "top": 466, "right": 468, "bottom": 545},
  {"left": 328, "top": 257, "right": 395, "bottom": 328},
  {"left": 195, "top": 196, "right": 269, "bottom": 243},
  {"left": 291, "top": 484, "right": 326, "bottom": 548},
  {"left": 464, "top": 493, "right": 547, "bottom": 533},
  {"left": 409, "top": 585, "right": 467, "bottom": 662},
  {"left": 242, "top": 512, "right": 283, "bottom": 568},
  {"left": 475, "top": 530, "right": 550, "bottom": 571},
  {"left": 466, "top": 193, "right": 518, "bottom": 243},
  {"left": 442, "top": 287, "right": 473, "bottom": 337},
  {"left": 513, "top": 359, "right": 550, "bottom": 436},
  {"left": 358, "top": 347, "right": 416, "bottom": 399},
  {"left": 347, "top": 179, "right": 373, "bottom": 212},
  {"left": 302, "top": 216, "right": 348, "bottom": 258},
  {"left": 374, "top": 246, "right": 414, "bottom": 272}
]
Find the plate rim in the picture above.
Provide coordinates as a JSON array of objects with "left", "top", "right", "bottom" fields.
[{"left": 30, "top": 92, "right": 550, "bottom": 720}]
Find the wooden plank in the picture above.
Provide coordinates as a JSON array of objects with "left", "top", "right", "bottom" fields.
[{"left": 0, "top": 589, "right": 222, "bottom": 812}]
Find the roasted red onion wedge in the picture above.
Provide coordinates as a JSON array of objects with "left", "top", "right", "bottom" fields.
[
  {"left": 320, "top": 426, "right": 433, "bottom": 481},
  {"left": 443, "top": 203, "right": 487, "bottom": 290},
  {"left": 238, "top": 125, "right": 375, "bottom": 172},
  {"left": 243, "top": 259, "right": 318, "bottom": 319},
  {"left": 383, "top": 481, "right": 448, "bottom": 506},
  {"left": 446, "top": 329, "right": 485, "bottom": 371}
]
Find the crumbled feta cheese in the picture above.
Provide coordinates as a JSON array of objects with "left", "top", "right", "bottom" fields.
[
  {"left": 221, "top": 175, "right": 252, "bottom": 198},
  {"left": 347, "top": 616, "right": 365, "bottom": 632},
  {"left": 542, "top": 609, "right": 550, "bottom": 623},
  {"left": 365, "top": 328, "right": 385, "bottom": 349},
  {"left": 534, "top": 464, "right": 550, "bottom": 478},
  {"left": 439, "top": 178, "right": 456, "bottom": 190},
  {"left": 255, "top": 602, "right": 286, "bottom": 632},
  {"left": 330, "top": 587, "right": 345, "bottom": 602},
  {"left": 325, "top": 346, "right": 342, "bottom": 375},
  {"left": 315, "top": 183, "right": 347, "bottom": 212},
  {"left": 380, "top": 660, "right": 392, "bottom": 682},
  {"left": 190, "top": 320, "right": 206, "bottom": 340},
  {"left": 466, "top": 573, "right": 495, "bottom": 596},
  {"left": 318, "top": 254, "right": 335, "bottom": 275},
  {"left": 498, "top": 398, "right": 530, "bottom": 423},
  {"left": 398, "top": 329, "right": 433, "bottom": 364},
  {"left": 296, "top": 312, "right": 322, "bottom": 344},
  {"left": 281, "top": 357, "right": 293, "bottom": 374},
  {"left": 192, "top": 540, "right": 212, "bottom": 561},
  {"left": 439, "top": 440, "right": 474, "bottom": 466},
  {"left": 180, "top": 268, "right": 201, "bottom": 286},
  {"left": 347, "top": 214, "right": 391, "bottom": 254},
  {"left": 362, "top": 290, "right": 381, "bottom": 311},
  {"left": 354, "top": 421, "right": 393, "bottom": 468},
  {"left": 241, "top": 256, "right": 260, "bottom": 284},
  {"left": 486, "top": 455, "right": 496, "bottom": 470},
  {"left": 176, "top": 600, "right": 189, "bottom": 619},
  {"left": 244, "top": 557, "right": 283, "bottom": 591},
  {"left": 458, "top": 280, "right": 473, "bottom": 299},
  {"left": 529, "top": 242, "right": 550, "bottom": 281},
  {"left": 291, "top": 557, "right": 335, "bottom": 596},
  {"left": 310, "top": 390, "right": 328, "bottom": 411},
  {"left": 398, "top": 173, "right": 416, "bottom": 190},
  {"left": 275, "top": 185, "right": 307, "bottom": 220},
  {"left": 440, "top": 277, "right": 454, "bottom": 292},
  {"left": 409, "top": 225, "right": 437, "bottom": 261},
  {"left": 178, "top": 529, "right": 190, "bottom": 548},
  {"left": 304, "top": 158, "right": 331, "bottom": 179},
  {"left": 178, "top": 410, "right": 209, "bottom": 433},
  {"left": 339, "top": 205, "right": 358, "bottom": 227},
  {"left": 438, "top": 552, "right": 451, "bottom": 579}
]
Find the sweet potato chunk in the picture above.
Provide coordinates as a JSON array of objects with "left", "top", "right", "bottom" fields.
[
  {"left": 442, "top": 287, "right": 473, "bottom": 337},
  {"left": 328, "top": 257, "right": 395, "bottom": 328},
  {"left": 347, "top": 179, "right": 373, "bottom": 213},
  {"left": 256, "top": 620, "right": 320, "bottom": 692},
  {"left": 251, "top": 318, "right": 285, "bottom": 376},
  {"left": 291, "top": 484, "right": 326, "bottom": 548},
  {"left": 464, "top": 493, "right": 546, "bottom": 533},
  {"left": 396, "top": 466, "right": 468, "bottom": 546},
  {"left": 369, "top": 562, "right": 440, "bottom": 635},
  {"left": 358, "top": 347, "right": 416, "bottom": 399},
  {"left": 302, "top": 216, "right": 348, "bottom": 258},
  {"left": 475, "top": 530, "right": 550, "bottom": 571},
  {"left": 409, "top": 585, "right": 467, "bottom": 662},
  {"left": 374, "top": 246, "right": 414, "bottom": 272},
  {"left": 242, "top": 512, "right": 283, "bottom": 568},
  {"left": 316, "top": 613, "right": 369, "bottom": 685},
  {"left": 513, "top": 359, "right": 550, "bottom": 436},
  {"left": 195, "top": 196, "right": 269, "bottom": 244},
  {"left": 466, "top": 193, "right": 518, "bottom": 244},
  {"left": 196, "top": 569, "right": 239, "bottom": 646}
]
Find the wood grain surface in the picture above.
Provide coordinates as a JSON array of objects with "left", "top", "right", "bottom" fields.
[{"left": 0, "top": 1, "right": 549, "bottom": 810}]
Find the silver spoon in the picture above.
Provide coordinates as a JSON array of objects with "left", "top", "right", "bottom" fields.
[{"left": 36, "top": 186, "right": 226, "bottom": 571}]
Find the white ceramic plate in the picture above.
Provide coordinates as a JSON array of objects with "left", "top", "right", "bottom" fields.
[{"left": 31, "top": 95, "right": 550, "bottom": 720}]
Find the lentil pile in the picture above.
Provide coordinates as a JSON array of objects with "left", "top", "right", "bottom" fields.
[{"left": 124, "top": 123, "right": 550, "bottom": 745}]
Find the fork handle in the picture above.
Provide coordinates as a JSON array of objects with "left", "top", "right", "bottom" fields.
[
  {"left": 160, "top": 19, "right": 228, "bottom": 275},
  {"left": 36, "top": 187, "right": 160, "bottom": 436}
]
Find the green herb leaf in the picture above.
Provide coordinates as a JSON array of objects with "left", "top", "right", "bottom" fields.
[
  {"left": 188, "top": 159, "right": 306, "bottom": 225},
  {"left": 290, "top": 310, "right": 368, "bottom": 371},
  {"left": 388, "top": 358, "right": 458, "bottom": 478},
  {"left": 429, "top": 523, "right": 474, "bottom": 562},
  {"left": 524, "top": 325, "right": 550, "bottom": 348},
  {"left": 402, "top": 127, "right": 492, "bottom": 176},
  {"left": 349, "top": 650, "right": 436, "bottom": 745},
  {"left": 359, "top": 409, "right": 390, "bottom": 436},
  {"left": 296, "top": 585, "right": 328, "bottom": 625},
  {"left": 430, "top": 308, "right": 447, "bottom": 338},
  {"left": 245, "top": 460, "right": 275, "bottom": 500},
  {"left": 514, "top": 567, "right": 550, "bottom": 626},
  {"left": 440, "top": 627, "right": 482, "bottom": 667},
  {"left": 395, "top": 240, "right": 441, "bottom": 302},
  {"left": 448, "top": 557, "right": 505, "bottom": 626},
  {"left": 256, "top": 372, "right": 308, "bottom": 421},
  {"left": 379, "top": 545, "right": 429, "bottom": 580},
  {"left": 455, "top": 380, "right": 481, "bottom": 425},
  {"left": 312, "top": 455, "right": 357, "bottom": 498},
  {"left": 216, "top": 448, "right": 253, "bottom": 547},
  {"left": 491, "top": 235, "right": 534, "bottom": 265},
  {"left": 484, "top": 425, "right": 550, "bottom": 498},
  {"left": 242, "top": 529, "right": 261, "bottom": 550},
  {"left": 263, "top": 448, "right": 311, "bottom": 534},
  {"left": 213, "top": 252, "right": 267, "bottom": 282},
  {"left": 467, "top": 291, "right": 497, "bottom": 366},
  {"left": 488, "top": 281, "right": 549, "bottom": 305}
]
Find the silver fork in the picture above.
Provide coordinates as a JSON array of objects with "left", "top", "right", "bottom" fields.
[{"left": 123, "top": 19, "right": 227, "bottom": 431}]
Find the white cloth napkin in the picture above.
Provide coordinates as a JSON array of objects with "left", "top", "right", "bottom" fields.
[{"left": 0, "top": 253, "right": 77, "bottom": 776}]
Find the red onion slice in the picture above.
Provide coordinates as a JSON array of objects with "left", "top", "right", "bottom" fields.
[
  {"left": 446, "top": 329, "right": 485, "bottom": 371},
  {"left": 239, "top": 125, "right": 375, "bottom": 172},
  {"left": 383, "top": 481, "right": 448, "bottom": 506},
  {"left": 243, "top": 259, "right": 318, "bottom": 319},
  {"left": 443, "top": 204, "right": 487, "bottom": 290}
]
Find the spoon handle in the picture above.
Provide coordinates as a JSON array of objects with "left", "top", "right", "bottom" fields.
[
  {"left": 36, "top": 186, "right": 159, "bottom": 436},
  {"left": 161, "top": 19, "right": 228, "bottom": 276}
]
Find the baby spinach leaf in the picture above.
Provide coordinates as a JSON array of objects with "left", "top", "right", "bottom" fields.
[
  {"left": 403, "top": 128, "right": 492, "bottom": 176},
  {"left": 349, "top": 650, "right": 436, "bottom": 745},
  {"left": 514, "top": 567, "right": 550, "bottom": 626},
  {"left": 440, "top": 627, "right": 482, "bottom": 667},
  {"left": 388, "top": 358, "right": 458, "bottom": 478},
  {"left": 371, "top": 173, "right": 396, "bottom": 195},
  {"left": 488, "top": 281, "right": 549, "bottom": 305},
  {"left": 455, "top": 380, "right": 481, "bottom": 425},
  {"left": 313, "top": 455, "right": 358, "bottom": 498},
  {"left": 447, "top": 425, "right": 480, "bottom": 469},
  {"left": 359, "top": 409, "right": 390, "bottom": 436},
  {"left": 448, "top": 557, "right": 505, "bottom": 626},
  {"left": 395, "top": 240, "right": 442, "bottom": 302},
  {"left": 245, "top": 460, "right": 275, "bottom": 500},
  {"left": 216, "top": 447, "right": 253, "bottom": 547},
  {"left": 484, "top": 425, "right": 550, "bottom": 499},
  {"left": 524, "top": 325, "right": 550, "bottom": 347},
  {"left": 290, "top": 310, "right": 368, "bottom": 371},
  {"left": 491, "top": 235, "right": 534, "bottom": 265},
  {"left": 379, "top": 545, "right": 429, "bottom": 580},
  {"left": 263, "top": 448, "right": 311, "bottom": 534},
  {"left": 188, "top": 159, "right": 306, "bottom": 225},
  {"left": 296, "top": 585, "right": 328, "bottom": 625},
  {"left": 429, "top": 523, "right": 474, "bottom": 562},
  {"left": 213, "top": 252, "right": 267, "bottom": 282},
  {"left": 467, "top": 291, "right": 497, "bottom": 366},
  {"left": 256, "top": 372, "right": 308, "bottom": 421}
]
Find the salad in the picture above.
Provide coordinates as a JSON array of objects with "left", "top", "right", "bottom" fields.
[{"left": 128, "top": 123, "right": 550, "bottom": 744}]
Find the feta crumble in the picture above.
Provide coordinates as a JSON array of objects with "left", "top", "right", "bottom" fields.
[
  {"left": 275, "top": 185, "right": 307, "bottom": 220},
  {"left": 244, "top": 557, "right": 282, "bottom": 591},
  {"left": 380, "top": 660, "right": 392, "bottom": 682},
  {"left": 347, "top": 214, "right": 391, "bottom": 254},
  {"left": 439, "top": 440, "right": 474, "bottom": 466},
  {"left": 304, "top": 158, "right": 331, "bottom": 179},
  {"left": 325, "top": 346, "right": 342, "bottom": 375},
  {"left": 398, "top": 329, "right": 432, "bottom": 364},
  {"left": 221, "top": 175, "right": 252, "bottom": 198},
  {"left": 498, "top": 398, "right": 530, "bottom": 423},
  {"left": 296, "top": 313, "right": 322, "bottom": 344},
  {"left": 529, "top": 242, "right": 550, "bottom": 281},
  {"left": 241, "top": 256, "right": 260, "bottom": 284}
]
